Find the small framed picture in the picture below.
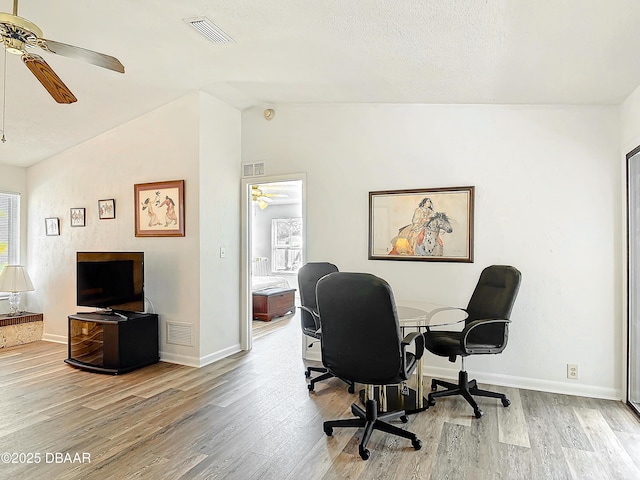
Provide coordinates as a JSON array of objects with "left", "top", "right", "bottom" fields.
[
  {"left": 70, "top": 208, "right": 86, "bottom": 227},
  {"left": 45, "top": 217, "right": 60, "bottom": 236},
  {"left": 98, "top": 199, "right": 116, "bottom": 219}
]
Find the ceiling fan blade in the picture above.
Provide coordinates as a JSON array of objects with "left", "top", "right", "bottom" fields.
[
  {"left": 22, "top": 53, "right": 77, "bottom": 104},
  {"left": 38, "top": 38, "right": 125, "bottom": 74}
]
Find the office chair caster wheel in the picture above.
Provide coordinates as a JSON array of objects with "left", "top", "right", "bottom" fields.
[
  {"left": 348, "top": 385, "right": 355, "bottom": 394},
  {"left": 431, "top": 380, "right": 437, "bottom": 391},
  {"left": 359, "top": 446, "right": 370, "bottom": 460},
  {"left": 412, "top": 439, "right": 422, "bottom": 450},
  {"left": 427, "top": 396, "right": 436, "bottom": 407},
  {"left": 474, "top": 408, "right": 483, "bottom": 419},
  {"left": 308, "top": 384, "right": 314, "bottom": 391},
  {"left": 305, "top": 370, "right": 311, "bottom": 378},
  {"left": 501, "top": 398, "right": 511, "bottom": 407},
  {"left": 323, "top": 425, "right": 333, "bottom": 436},
  {"left": 400, "top": 415, "right": 409, "bottom": 423}
]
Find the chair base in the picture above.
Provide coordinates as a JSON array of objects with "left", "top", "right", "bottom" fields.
[
  {"left": 323, "top": 399, "right": 422, "bottom": 460},
  {"left": 357, "top": 385, "right": 429, "bottom": 414},
  {"left": 427, "top": 370, "right": 511, "bottom": 418},
  {"left": 305, "top": 366, "right": 355, "bottom": 393}
]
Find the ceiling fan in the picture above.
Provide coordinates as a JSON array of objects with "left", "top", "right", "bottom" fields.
[
  {"left": 252, "top": 185, "right": 286, "bottom": 210},
  {"left": 0, "top": 0, "right": 124, "bottom": 104}
]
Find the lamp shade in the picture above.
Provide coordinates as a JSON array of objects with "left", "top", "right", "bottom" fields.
[{"left": 0, "top": 265, "right": 35, "bottom": 293}]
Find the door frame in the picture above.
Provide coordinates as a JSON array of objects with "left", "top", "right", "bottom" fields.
[
  {"left": 626, "top": 145, "right": 640, "bottom": 417},
  {"left": 240, "top": 173, "right": 306, "bottom": 351}
]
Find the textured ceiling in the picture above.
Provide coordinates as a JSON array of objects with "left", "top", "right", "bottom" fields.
[{"left": 1, "top": 0, "right": 639, "bottom": 167}]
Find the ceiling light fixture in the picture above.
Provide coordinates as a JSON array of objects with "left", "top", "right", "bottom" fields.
[{"left": 184, "top": 17, "right": 234, "bottom": 44}]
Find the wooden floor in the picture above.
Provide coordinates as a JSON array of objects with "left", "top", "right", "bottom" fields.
[
  {"left": 251, "top": 312, "right": 294, "bottom": 340},
  {"left": 1, "top": 317, "right": 640, "bottom": 480}
]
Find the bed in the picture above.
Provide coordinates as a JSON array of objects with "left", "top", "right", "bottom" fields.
[{"left": 251, "top": 257, "right": 289, "bottom": 292}]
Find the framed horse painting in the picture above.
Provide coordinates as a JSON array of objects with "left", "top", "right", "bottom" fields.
[{"left": 368, "top": 186, "right": 474, "bottom": 262}]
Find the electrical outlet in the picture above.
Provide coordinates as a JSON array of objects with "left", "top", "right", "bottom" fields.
[{"left": 567, "top": 364, "right": 579, "bottom": 380}]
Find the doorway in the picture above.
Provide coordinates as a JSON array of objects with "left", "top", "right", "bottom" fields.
[
  {"left": 240, "top": 174, "right": 305, "bottom": 351},
  {"left": 627, "top": 146, "right": 640, "bottom": 416}
]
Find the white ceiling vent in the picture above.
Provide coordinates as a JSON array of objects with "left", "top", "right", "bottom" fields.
[
  {"left": 167, "top": 321, "right": 193, "bottom": 346},
  {"left": 184, "top": 17, "right": 234, "bottom": 44}
]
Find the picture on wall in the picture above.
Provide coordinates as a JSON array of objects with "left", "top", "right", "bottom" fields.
[
  {"left": 45, "top": 217, "right": 60, "bottom": 236},
  {"left": 98, "top": 199, "right": 116, "bottom": 219},
  {"left": 369, "top": 186, "right": 474, "bottom": 262},
  {"left": 134, "top": 180, "right": 185, "bottom": 237},
  {"left": 70, "top": 208, "right": 85, "bottom": 227}
]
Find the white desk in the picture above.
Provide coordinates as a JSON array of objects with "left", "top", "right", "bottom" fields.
[{"left": 362, "top": 302, "right": 466, "bottom": 413}]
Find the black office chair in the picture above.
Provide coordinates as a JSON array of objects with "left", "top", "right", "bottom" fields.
[
  {"left": 425, "top": 265, "right": 522, "bottom": 418},
  {"left": 317, "top": 272, "right": 424, "bottom": 460},
  {"left": 298, "top": 262, "right": 354, "bottom": 393}
]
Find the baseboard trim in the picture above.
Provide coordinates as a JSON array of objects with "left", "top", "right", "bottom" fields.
[
  {"left": 423, "top": 365, "right": 622, "bottom": 401},
  {"left": 42, "top": 333, "right": 67, "bottom": 344},
  {"left": 42, "top": 331, "right": 621, "bottom": 400},
  {"left": 198, "top": 343, "right": 242, "bottom": 367},
  {"left": 160, "top": 343, "right": 242, "bottom": 368}
]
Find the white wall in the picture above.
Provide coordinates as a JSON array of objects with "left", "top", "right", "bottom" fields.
[
  {"left": 621, "top": 84, "right": 640, "bottom": 153},
  {"left": 198, "top": 93, "right": 242, "bottom": 364},
  {"left": 27, "top": 93, "right": 242, "bottom": 366},
  {"left": 0, "top": 164, "right": 28, "bottom": 314},
  {"left": 242, "top": 103, "right": 622, "bottom": 399}
]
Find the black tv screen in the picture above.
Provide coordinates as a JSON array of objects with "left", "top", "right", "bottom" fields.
[{"left": 77, "top": 252, "right": 144, "bottom": 313}]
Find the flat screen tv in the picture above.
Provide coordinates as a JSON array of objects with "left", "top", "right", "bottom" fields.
[{"left": 77, "top": 252, "right": 144, "bottom": 313}]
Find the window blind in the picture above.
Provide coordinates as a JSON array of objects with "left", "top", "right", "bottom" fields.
[{"left": 0, "top": 191, "right": 20, "bottom": 269}]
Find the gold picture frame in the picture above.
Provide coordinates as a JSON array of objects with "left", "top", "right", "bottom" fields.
[{"left": 134, "top": 180, "right": 185, "bottom": 237}]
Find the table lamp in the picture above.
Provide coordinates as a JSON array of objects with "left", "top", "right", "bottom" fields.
[{"left": 0, "top": 265, "right": 34, "bottom": 316}]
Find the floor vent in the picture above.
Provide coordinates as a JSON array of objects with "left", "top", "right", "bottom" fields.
[
  {"left": 167, "top": 321, "right": 193, "bottom": 346},
  {"left": 242, "top": 162, "right": 265, "bottom": 177}
]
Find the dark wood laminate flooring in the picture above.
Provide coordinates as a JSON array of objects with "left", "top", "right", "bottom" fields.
[{"left": 0, "top": 315, "right": 639, "bottom": 479}]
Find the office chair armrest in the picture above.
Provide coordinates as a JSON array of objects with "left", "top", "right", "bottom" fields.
[
  {"left": 297, "top": 305, "right": 321, "bottom": 330},
  {"left": 461, "top": 318, "right": 511, "bottom": 355},
  {"left": 401, "top": 331, "right": 425, "bottom": 359}
]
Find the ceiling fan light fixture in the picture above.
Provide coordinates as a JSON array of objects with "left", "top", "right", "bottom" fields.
[{"left": 184, "top": 17, "right": 234, "bottom": 44}]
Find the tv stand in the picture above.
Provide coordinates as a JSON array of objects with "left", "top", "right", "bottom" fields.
[{"left": 65, "top": 311, "right": 159, "bottom": 374}]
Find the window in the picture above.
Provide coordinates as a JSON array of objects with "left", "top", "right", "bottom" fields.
[
  {"left": 0, "top": 191, "right": 20, "bottom": 270},
  {"left": 271, "top": 218, "right": 302, "bottom": 273}
]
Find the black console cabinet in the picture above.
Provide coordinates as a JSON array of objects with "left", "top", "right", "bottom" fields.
[{"left": 65, "top": 312, "right": 159, "bottom": 374}]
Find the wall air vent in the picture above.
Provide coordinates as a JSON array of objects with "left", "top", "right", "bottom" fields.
[
  {"left": 242, "top": 162, "right": 265, "bottom": 177},
  {"left": 184, "top": 17, "right": 234, "bottom": 44},
  {"left": 167, "top": 321, "right": 193, "bottom": 346}
]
